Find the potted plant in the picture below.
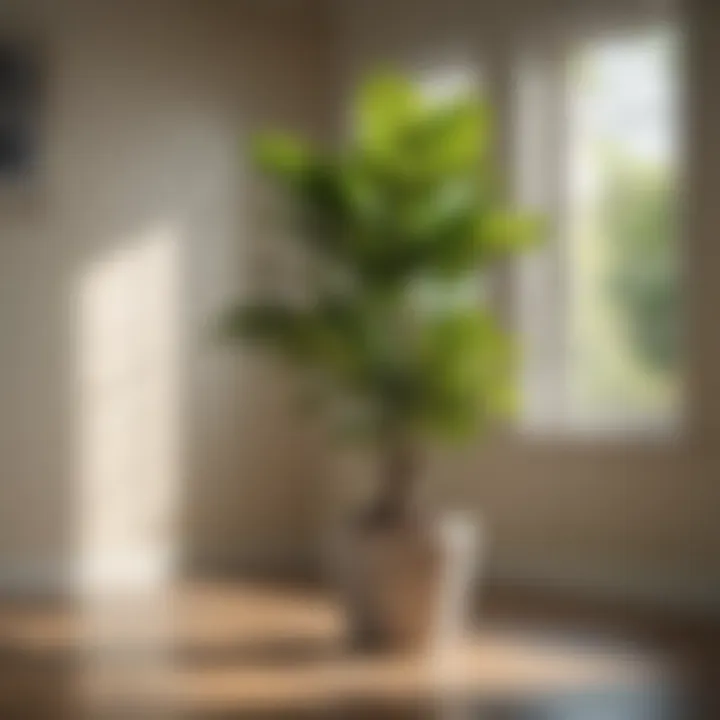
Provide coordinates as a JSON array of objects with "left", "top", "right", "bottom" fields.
[{"left": 220, "top": 74, "right": 541, "bottom": 651}]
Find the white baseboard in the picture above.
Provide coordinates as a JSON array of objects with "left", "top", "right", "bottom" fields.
[
  {"left": 487, "top": 558, "right": 720, "bottom": 618},
  {"left": 185, "top": 547, "right": 319, "bottom": 583},
  {"left": 4, "top": 553, "right": 715, "bottom": 620},
  {"left": 0, "top": 558, "right": 73, "bottom": 597},
  {"left": 0, "top": 551, "right": 177, "bottom": 597}
]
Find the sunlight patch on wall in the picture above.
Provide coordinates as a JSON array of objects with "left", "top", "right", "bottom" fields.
[{"left": 75, "top": 226, "right": 180, "bottom": 593}]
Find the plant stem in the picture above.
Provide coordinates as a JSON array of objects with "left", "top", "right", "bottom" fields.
[{"left": 369, "top": 429, "right": 420, "bottom": 527}]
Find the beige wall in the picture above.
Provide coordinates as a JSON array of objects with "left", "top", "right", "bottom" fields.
[
  {"left": 331, "top": 0, "right": 720, "bottom": 609},
  {"left": 0, "top": 0, "right": 334, "bottom": 589}
]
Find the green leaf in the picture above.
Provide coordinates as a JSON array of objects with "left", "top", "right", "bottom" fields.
[
  {"left": 252, "top": 132, "right": 313, "bottom": 181},
  {"left": 354, "top": 73, "right": 422, "bottom": 155},
  {"left": 414, "top": 309, "right": 517, "bottom": 439},
  {"left": 478, "top": 211, "right": 546, "bottom": 258},
  {"left": 217, "top": 303, "right": 313, "bottom": 359},
  {"left": 417, "top": 95, "right": 489, "bottom": 176}
]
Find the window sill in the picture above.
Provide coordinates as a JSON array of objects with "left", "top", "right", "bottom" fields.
[{"left": 514, "top": 415, "right": 683, "bottom": 448}]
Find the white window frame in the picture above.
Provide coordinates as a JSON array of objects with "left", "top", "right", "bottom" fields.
[{"left": 509, "top": 8, "right": 684, "bottom": 441}]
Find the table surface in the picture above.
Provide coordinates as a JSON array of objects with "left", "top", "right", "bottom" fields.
[{"left": 0, "top": 581, "right": 698, "bottom": 719}]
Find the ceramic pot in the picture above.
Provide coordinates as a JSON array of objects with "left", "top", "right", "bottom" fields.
[{"left": 335, "top": 512, "right": 480, "bottom": 652}]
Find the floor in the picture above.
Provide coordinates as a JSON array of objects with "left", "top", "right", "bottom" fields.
[{"left": 0, "top": 580, "right": 716, "bottom": 719}]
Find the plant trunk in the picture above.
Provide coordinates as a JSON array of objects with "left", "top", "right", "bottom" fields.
[{"left": 367, "top": 432, "right": 420, "bottom": 528}]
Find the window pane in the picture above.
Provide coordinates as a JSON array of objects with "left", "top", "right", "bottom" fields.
[{"left": 566, "top": 27, "right": 680, "bottom": 426}]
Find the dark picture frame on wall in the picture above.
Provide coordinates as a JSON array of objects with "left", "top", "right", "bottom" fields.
[{"left": 0, "top": 39, "right": 41, "bottom": 184}]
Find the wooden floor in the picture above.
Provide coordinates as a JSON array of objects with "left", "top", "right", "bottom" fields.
[{"left": 0, "top": 580, "right": 716, "bottom": 718}]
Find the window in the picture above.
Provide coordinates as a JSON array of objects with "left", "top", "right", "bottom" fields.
[{"left": 516, "top": 21, "right": 682, "bottom": 435}]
